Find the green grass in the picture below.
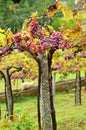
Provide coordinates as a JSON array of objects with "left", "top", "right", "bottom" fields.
[
  {"left": 56, "top": 72, "right": 85, "bottom": 81},
  {"left": 0, "top": 79, "right": 21, "bottom": 92},
  {"left": 1, "top": 90, "right": 86, "bottom": 130},
  {"left": 0, "top": 79, "right": 5, "bottom": 92}
]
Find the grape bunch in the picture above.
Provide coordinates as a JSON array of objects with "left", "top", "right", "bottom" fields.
[
  {"left": 11, "top": 73, "right": 23, "bottom": 80},
  {"left": 14, "top": 32, "right": 30, "bottom": 50},
  {"left": 13, "top": 32, "right": 22, "bottom": 49},
  {"left": 0, "top": 47, "right": 8, "bottom": 55},
  {"left": 13, "top": 32, "right": 22, "bottom": 43},
  {"left": 13, "top": 19, "right": 68, "bottom": 54},
  {"left": 64, "top": 54, "right": 74, "bottom": 60},
  {"left": 41, "top": 38, "right": 49, "bottom": 48},
  {"left": 29, "top": 20, "right": 43, "bottom": 39},
  {"left": 51, "top": 62, "right": 63, "bottom": 71},
  {"left": 58, "top": 40, "right": 71, "bottom": 50},
  {"left": 50, "top": 32, "right": 62, "bottom": 48}
]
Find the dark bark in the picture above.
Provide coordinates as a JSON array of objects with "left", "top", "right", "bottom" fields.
[
  {"left": 0, "top": 71, "right": 8, "bottom": 113},
  {"left": 48, "top": 50, "right": 57, "bottom": 130},
  {"left": 5, "top": 67, "right": 14, "bottom": 120},
  {"left": 5, "top": 83, "right": 9, "bottom": 115},
  {"left": 37, "top": 60, "right": 42, "bottom": 130},
  {"left": 85, "top": 73, "right": 86, "bottom": 91},
  {"left": 10, "top": 66, "right": 22, "bottom": 77},
  {"left": 21, "top": 78, "right": 24, "bottom": 83},
  {"left": 5, "top": 66, "right": 22, "bottom": 119},
  {"left": 75, "top": 71, "right": 81, "bottom": 106},
  {"left": 0, "top": 107, "right": 1, "bottom": 119},
  {"left": 0, "top": 67, "right": 22, "bottom": 119}
]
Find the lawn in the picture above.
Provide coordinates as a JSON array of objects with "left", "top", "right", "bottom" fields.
[{"left": 0, "top": 90, "right": 86, "bottom": 130}]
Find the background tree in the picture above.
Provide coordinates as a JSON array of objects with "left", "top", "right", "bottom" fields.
[
  {"left": 0, "top": 50, "right": 38, "bottom": 119},
  {"left": 0, "top": 65, "right": 22, "bottom": 120},
  {"left": 75, "top": 71, "right": 81, "bottom": 106},
  {"left": 0, "top": 0, "right": 55, "bottom": 33}
]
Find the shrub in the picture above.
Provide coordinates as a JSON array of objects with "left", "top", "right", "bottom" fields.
[{"left": 0, "top": 111, "right": 35, "bottom": 130}]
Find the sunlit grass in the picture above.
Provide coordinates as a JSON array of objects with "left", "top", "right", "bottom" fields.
[
  {"left": 56, "top": 71, "right": 85, "bottom": 81},
  {"left": 55, "top": 91, "right": 86, "bottom": 130},
  {"left": 1, "top": 90, "right": 86, "bottom": 130}
]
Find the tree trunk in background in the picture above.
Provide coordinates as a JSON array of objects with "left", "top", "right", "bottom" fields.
[
  {"left": 5, "top": 68, "right": 13, "bottom": 120},
  {"left": 0, "top": 107, "right": 1, "bottom": 119},
  {"left": 52, "top": 72, "right": 56, "bottom": 98},
  {"left": 0, "top": 71, "right": 8, "bottom": 117},
  {"left": 85, "top": 73, "right": 86, "bottom": 91},
  {"left": 41, "top": 53, "right": 52, "bottom": 130},
  {"left": 75, "top": 71, "right": 81, "bottom": 106},
  {"left": 48, "top": 51, "right": 57, "bottom": 130},
  {"left": 5, "top": 83, "right": 9, "bottom": 116},
  {"left": 37, "top": 60, "right": 42, "bottom": 130}
]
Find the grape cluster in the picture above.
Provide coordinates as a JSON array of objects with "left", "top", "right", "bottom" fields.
[
  {"left": 29, "top": 20, "right": 43, "bottom": 39},
  {"left": 38, "top": 31, "right": 63, "bottom": 52},
  {"left": 11, "top": 74, "right": 23, "bottom": 80},
  {"left": 0, "top": 47, "right": 8, "bottom": 55},
  {"left": 41, "top": 38, "right": 49, "bottom": 48},
  {"left": 13, "top": 19, "right": 71, "bottom": 54},
  {"left": 13, "top": 32, "right": 22, "bottom": 49},
  {"left": 58, "top": 40, "right": 71, "bottom": 50},
  {"left": 14, "top": 32, "right": 30, "bottom": 50},
  {"left": 26, "top": 31, "right": 63, "bottom": 53},
  {"left": 64, "top": 54, "right": 74, "bottom": 60},
  {"left": 14, "top": 32, "right": 22, "bottom": 43},
  {"left": 51, "top": 63, "right": 63, "bottom": 71},
  {"left": 50, "top": 32, "right": 62, "bottom": 48}
]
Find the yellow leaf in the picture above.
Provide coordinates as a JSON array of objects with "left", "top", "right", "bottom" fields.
[
  {"left": 61, "top": 5, "right": 73, "bottom": 21},
  {"left": 76, "top": 11, "right": 86, "bottom": 20},
  {"left": 6, "top": 28, "right": 13, "bottom": 46},
  {"left": 21, "top": 39, "right": 25, "bottom": 45},
  {"left": 47, "top": 25, "right": 54, "bottom": 32},
  {"left": 33, "top": 38, "right": 39, "bottom": 42},
  {"left": 83, "top": 3, "right": 86, "bottom": 9},
  {"left": 42, "top": 27, "right": 49, "bottom": 36},
  {"left": 31, "top": 11, "right": 38, "bottom": 20},
  {"left": 22, "top": 19, "right": 29, "bottom": 31},
  {"left": 0, "top": 33, "right": 6, "bottom": 46},
  {"left": 0, "top": 28, "right": 5, "bottom": 33},
  {"left": 47, "top": 10, "right": 57, "bottom": 18},
  {"left": 55, "top": 1, "right": 62, "bottom": 10}
]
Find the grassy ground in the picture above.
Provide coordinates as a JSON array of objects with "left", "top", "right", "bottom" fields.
[
  {"left": 1, "top": 89, "right": 86, "bottom": 130},
  {"left": 56, "top": 72, "right": 85, "bottom": 81}
]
